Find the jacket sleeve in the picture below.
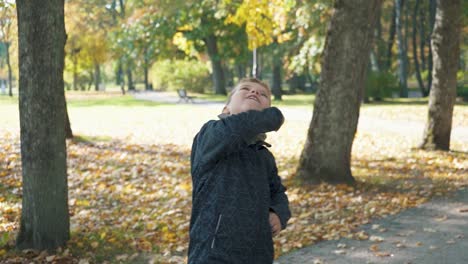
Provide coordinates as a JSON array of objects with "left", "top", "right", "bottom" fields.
[
  {"left": 269, "top": 162, "right": 291, "bottom": 230},
  {"left": 192, "top": 107, "right": 284, "bottom": 174}
]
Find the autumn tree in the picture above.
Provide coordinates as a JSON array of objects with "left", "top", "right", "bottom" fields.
[
  {"left": 226, "top": 0, "right": 295, "bottom": 99},
  {"left": 16, "top": 0, "right": 70, "bottom": 249},
  {"left": 296, "top": 0, "right": 382, "bottom": 184},
  {"left": 419, "top": 0, "right": 461, "bottom": 150},
  {"left": 0, "top": 1, "right": 15, "bottom": 97}
]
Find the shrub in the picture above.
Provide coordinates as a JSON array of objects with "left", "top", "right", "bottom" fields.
[
  {"left": 150, "top": 59, "right": 212, "bottom": 93},
  {"left": 365, "top": 71, "right": 399, "bottom": 100}
]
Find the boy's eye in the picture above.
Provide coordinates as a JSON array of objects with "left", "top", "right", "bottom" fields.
[
  {"left": 261, "top": 93, "right": 268, "bottom": 98},
  {"left": 240, "top": 87, "right": 249, "bottom": 91}
]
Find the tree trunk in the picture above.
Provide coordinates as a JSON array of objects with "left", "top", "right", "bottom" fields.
[
  {"left": 72, "top": 51, "right": 78, "bottom": 91},
  {"left": 236, "top": 64, "right": 246, "bottom": 80},
  {"left": 419, "top": 5, "right": 427, "bottom": 71},
  {"left": 412, "top": 0, "right": 428, "bottom": 96},
  {"left": 144, "top": 47, "right": 151, "bottom": 91},
  {"left": 296, "top": 0, "right": 382, "bottom": 185},
  {"left": 204, "top": 33, "right": 226, "bottom": 95},
  {"left": 144, "top": 63, "right": 150, "bottom": 90},
  {"left": 372, "top": 6, "right": 383, "bottom": 72},
  {"left": 272, "top": 41, "right": 282, "bottom": 101},
  {"left": 16, "top": 0, "right": 70, "bottom": 250},
  {"left": 5, "top": 42, "right": 13, "bottom": 96},
  {"left": 386, "top": 2, "right": 397, "bottom": 70},
  {"left": 420, "top": 0, "right": 461, "bottom": 150},
  {"left": 127, "top": 68, "right": 134, "bottom": 91},
  {"left": 426, "top": 0, "right": 437, "bottom": 94},
  {"left": 65, "top": 100, "right": 73, "bottom": 139},
  {"left": 94, "top": 62, "right": 100, "bottom": 91},
  {"left": 396, "top": 0, "right": 408, "bottom": 98}
]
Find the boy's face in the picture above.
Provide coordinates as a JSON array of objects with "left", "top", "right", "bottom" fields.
[{"left": 224, "top": 82, "right": 271, "bottom": 115}]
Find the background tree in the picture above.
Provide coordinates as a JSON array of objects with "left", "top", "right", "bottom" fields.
[
  {"left": 395, "top": 0, "right": 408, "bottom": 98},
  {"left": 419, "top": 0, "right": 461, "bottom": 150},
  {"left": 0, "top": 1, "right": 15, "bottom": 96},
  {"left": 226, "top": 0, "right": 295, "bottom": 99},
  {"left": 296, "top": 0, "right": 382, "bottom": 184},
  {"left": 16, "top": 0, "right": 70, "bottom": 250}
]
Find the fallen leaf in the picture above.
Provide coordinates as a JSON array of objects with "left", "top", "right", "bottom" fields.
[
  {"left": 334, "top": 249, "right": 347, "bottom": 255},
  {"left": 369, "top": 244, "right": 379, "bottom": 252},
  {"left": 375, "top": 252, "right": 392, "bottom": 257},
  {"left": 369, "top": 235, "right": 385, "bottom": 242}
]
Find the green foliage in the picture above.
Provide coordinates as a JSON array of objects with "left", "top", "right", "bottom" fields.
[
  {"left": 365, "top": 71, "right": 399, "bottom": 100},
  {"left": 457, "top": 85, "right": 468, "bottom": 101},
  {"left": 150, "top": 59, "right": 212, "bottom": 93}
]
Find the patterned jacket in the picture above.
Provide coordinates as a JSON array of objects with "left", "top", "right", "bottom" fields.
[{"left": 188, "top": 107, "right": 291, "bottom": 264}]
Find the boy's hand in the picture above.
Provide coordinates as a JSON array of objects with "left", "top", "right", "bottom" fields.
[{"left": 269, "top": 212, "right": 281, "bottom": 237}]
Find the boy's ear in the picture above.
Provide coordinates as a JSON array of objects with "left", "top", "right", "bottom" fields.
[{"left": 222, "top": 106, "right": 230, "bottom": 115}]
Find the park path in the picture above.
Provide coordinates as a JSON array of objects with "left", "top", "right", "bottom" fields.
[
  {"left": 132, "top": 91, "right": 468, "bottom": 144},
  {"left": 275, "top": 188, "right": 468, "bottom": 264}
]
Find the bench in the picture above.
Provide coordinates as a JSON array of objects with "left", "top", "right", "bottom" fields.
[{"left": 177, "top": 89, "right": 196, "bottom": 103}]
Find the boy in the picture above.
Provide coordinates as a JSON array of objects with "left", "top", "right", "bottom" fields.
[{"left": 188, "top": 78, "right": 291, "bottom": 263}]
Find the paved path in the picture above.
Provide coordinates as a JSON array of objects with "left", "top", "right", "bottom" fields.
[
  {"left": 131, "top": 91, "right": 224, "bottom": 105},
  {"left": 276, "top": 188, "right": 468, "bottom": 264}
]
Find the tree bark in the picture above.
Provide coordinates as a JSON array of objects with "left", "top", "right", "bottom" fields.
[
  {"left": 127, "top": 68, "right": 134, "bottom": 91},
  {"left": 272, "top": 41, "right": 282, "bottom": 101},
  {"left": 426, "top": 0, "right": 437, "bottom": 94},
  {"left": 396, "top": 0, "right": 408, "bottom": 98},
  {"left": 412, "top": 0, "right": 428, "bottom": 96},
  {"left": 420, "top": 0, "right": 461, "bottom": 150},
  {"left": 204, "top": 33, "right": 226, "bottom": 95},
  {"left": 94, "top": 62, "right": 101, "bottom": 91},
  {"left": 419, "top": 5, "right": 427, "bottom": 71},
  {"left": 72, "top": 49, "right": 78, "bottom": 91},
  {"left": 65, "top": 101, "right": 73, "bottom": 139},
  {"left": 386, "top": 2, "right": 397, "bottom": 71},
  {"left": 16, "top": 0, "right": 70, "bottom": 250},
  {"left": 296, "top": 0, "right": 382, "bottom": 185},
  {"left": 144, "top": 48, "right": 150, "bottom": 91},
  {"left": 236, "top": 64, "right": 246, "bottom": 80},
  {"left": 5, "top": 42, "right": 13, "bottom": 96}
]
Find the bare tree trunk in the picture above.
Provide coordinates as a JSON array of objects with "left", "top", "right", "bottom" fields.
[
  {"left": 426, "top": 0, "right": 437, "bottom": 94},
  {"left": 271, "top": 40, "right": 282, "bottom": 101},
  {"left": 396, "top": 0, "right": 408, "bottom": 97},
  {"left": 5, "top": 42, "right": 13, "bottom": 96},
  {"left": 236, "top": 64, "right": 246, "bottom": 80},
  {"left": 419, "top": 5, "right": 427, "bottom": 71},
  {"left": 420, "top": 0, "right": 461, "bottom": 150},
  {"left": 413, "top": 0, "right": 428, "bottom": 96},
  {"left": 386, "top": 2, "right": 397, "bottom": 70},
  {"left": 204, "top": 33, "right": 226, "bottom": 95},
  {"left": 16, "top": 0, "right": 70, "bottom": 250},
  {"left": 94, "top": 62, "right": 101, "bottom": 91},
  {"left": 72, "top": 50, "right": 78, "bottom": 91},
  {"left": 272, "top": 58, "right": 282, "bottom": 101},
  {"left": 65, "top": 100, "right": 73, "bottom": 139},
  {"left": 296, "top": 0, "right": 382, "bottom": 184},
  {"left": 127, "top": 68, "right": 134, "bottom": 91}
]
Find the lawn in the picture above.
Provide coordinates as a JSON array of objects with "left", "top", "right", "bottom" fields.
[{"left": 0, "top": 92, "right": 467, "bottom": 263}]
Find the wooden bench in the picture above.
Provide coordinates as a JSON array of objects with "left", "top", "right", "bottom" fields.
[{"left": 177, "top": 89, "right": 195, "bottom": 103}]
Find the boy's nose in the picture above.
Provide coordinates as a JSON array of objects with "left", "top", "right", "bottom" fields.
[{"left": 250, "top": 89, "right": 259, "bottom": 95}]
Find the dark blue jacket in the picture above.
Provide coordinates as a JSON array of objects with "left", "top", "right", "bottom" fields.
[{"left": 188, "top": 107, "right": 291, "bottom": 264}]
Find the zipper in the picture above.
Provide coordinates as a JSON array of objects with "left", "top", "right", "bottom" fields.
[{"left": 211, "top": 214, "right": 223, "bottom": 249}]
